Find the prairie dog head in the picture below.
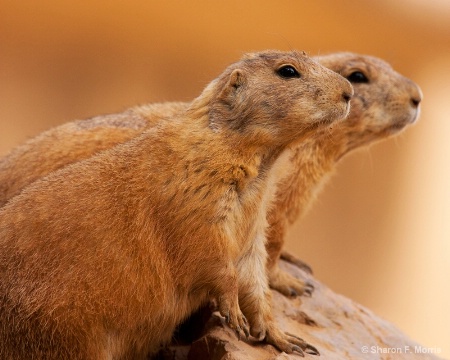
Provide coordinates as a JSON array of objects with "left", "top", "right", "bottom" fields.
[
  {"left": 195, "top": 50, "right": 353, "bottom": 147},
  {"left": 316, "top": 52, "right": 422, "bottom": 151}
]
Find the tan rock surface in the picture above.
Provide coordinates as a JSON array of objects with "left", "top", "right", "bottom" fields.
[{"left": 156, "top": 260, "right": 444, "bottom": 360}]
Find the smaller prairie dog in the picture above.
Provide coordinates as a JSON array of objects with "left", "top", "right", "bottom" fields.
[
  {"left": 267, "top": 53, "right": 422, "bottom": 297},
  {"left": 0, "top": 51, "right": 352, "bottom": 359},
  {"left": 0, "top": 52, "right": 423, "bottom": 299}
]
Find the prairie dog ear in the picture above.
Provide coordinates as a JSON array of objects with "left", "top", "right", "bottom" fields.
[
  {"left": 210, "top": 69, "right": 247, "bottom": 128},
  {"left": 229, "top": 69, "right": 246, "bottom": 90}
]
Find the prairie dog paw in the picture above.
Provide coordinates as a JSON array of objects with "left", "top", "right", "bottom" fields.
[
  {"left": 266, "top": 326, "right": 319, "bottom": 356},
  {"left": 248, "top": 313, "right": 267, "bottom": 341},
  {"left": 217, "top": 295, "right": 250, "bottom": 340},
  {"left": 269, "top": 268, "right": 314, "bottom": 298}
]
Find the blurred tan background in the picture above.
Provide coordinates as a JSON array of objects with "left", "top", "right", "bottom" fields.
[{"left": 1, "top": 0, "right": 449, "bottom": 356}]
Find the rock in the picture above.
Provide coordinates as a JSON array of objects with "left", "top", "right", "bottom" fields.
[{"left": 154, "top": 260, "right": 444, "bottom": 360}]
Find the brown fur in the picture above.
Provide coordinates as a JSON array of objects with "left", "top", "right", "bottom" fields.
[
  {"left": 0, "top": 50, "right": 352, "bottom": 359},
  {"left": 0, "top": 104, "right": 185, "bottom": 207}
]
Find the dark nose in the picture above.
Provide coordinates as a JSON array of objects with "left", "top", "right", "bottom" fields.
[
  {"left": 411, "top": 96, "right": 421, "bottom": 108},
  {"left": 409, "top": 82, "right": 422, "bottom": 108},
  {"left": 342, "top": 91, "right": 352, "bottom": 103}
]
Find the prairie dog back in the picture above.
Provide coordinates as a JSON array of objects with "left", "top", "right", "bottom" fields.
[{"left": 0, "top": 102, "right": 187, "bottom": 207}]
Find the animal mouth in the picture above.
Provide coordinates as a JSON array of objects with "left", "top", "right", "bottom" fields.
[
  {"left": 306, "top": 103, "right": 350, "bottom": 132},
  {"left": 308, "top": 117, "right": 335, "bottom": 131},
  {"left": 386, "top": 121, "right": 408, "bottom": 132},
  {"left": 383, "top": 104, "right": 421, "bottom": 133},
  {"left": 385, "top": 112, "right": 418, "bottom": 134}
]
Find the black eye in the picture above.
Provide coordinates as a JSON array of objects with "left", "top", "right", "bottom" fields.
[
  {"left": 277, "top": 65, "right": 300, "bottom": 79},
  {"left": 347, "top": 71, "right": 369, "bottom": 83}
]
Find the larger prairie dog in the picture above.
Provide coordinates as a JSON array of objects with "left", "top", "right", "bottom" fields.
[
  {"left": 0, "top": 51, "right": 352, "bottom": 359},
  {"left": 0, "top": 52, "right": 422, "bottom": 298}
]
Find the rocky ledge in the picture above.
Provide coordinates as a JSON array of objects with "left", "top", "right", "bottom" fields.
[{"left": 155, "top": 260, "right": 443, "bottom": 360}]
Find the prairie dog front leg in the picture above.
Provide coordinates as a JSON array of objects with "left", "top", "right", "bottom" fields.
[
  {"left": 212, "top": 262, "right": 250, "bottom": 340},
  {"left": 236, "top": 233, "right": 272, "bottom": 340},
  {"left": 236, "top": 233, "right": 319, "bottom": 356}
]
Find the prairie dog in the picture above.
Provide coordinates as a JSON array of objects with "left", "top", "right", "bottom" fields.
[
  {"left": 0, "top": 51, "right": 352, "bottom": 359},
  {"left": 267, "top": 53, "right": 422, "bottom": 296}
]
